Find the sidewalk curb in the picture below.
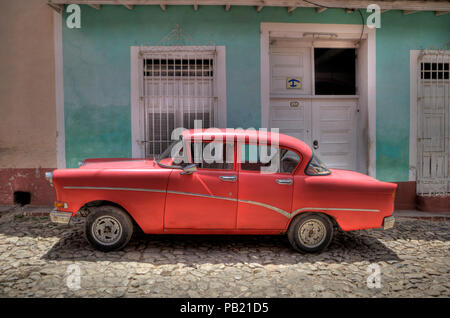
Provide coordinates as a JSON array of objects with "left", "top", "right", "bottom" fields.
[
  {"left": 0, "top": 205, "right": 52, "bottom": 218},
  {"left": 394, "top": 210, "right": 450, "bottom": 221},
  {"left": 21, "top": 206, "right": 53, "bottom": 217}
]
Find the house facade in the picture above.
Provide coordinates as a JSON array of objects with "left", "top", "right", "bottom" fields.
[
  {"left": 0, "top": 0, "right": 57, "bottom": 206},
  {"left": 1, "top": 1, "right": 449, "bottom": 210}
]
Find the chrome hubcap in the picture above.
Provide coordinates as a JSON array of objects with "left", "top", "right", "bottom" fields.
[
  {"left": 92, "top": 216, "right": 122, "bottom": 245},
  {"left": 298, "top": 219, "right": 326, "bottom": 248}
]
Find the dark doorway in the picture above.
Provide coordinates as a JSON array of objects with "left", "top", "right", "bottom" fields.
[{"left": 314, "top": 48, "right": 356, "bottom": 95}]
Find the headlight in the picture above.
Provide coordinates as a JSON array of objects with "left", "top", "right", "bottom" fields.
[
  {"left": 78, "top": 161, "right": 85, "bottom": 167},
  {"left": 45, "top": 172, "right": 53, "bottom": 187}
]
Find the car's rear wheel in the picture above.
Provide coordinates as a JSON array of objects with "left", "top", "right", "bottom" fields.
[
  {"left": 287, "top": 213, "right": 334, "bottom": 253},
  {"left": 85, "top": 205, "right": 134, "bottom": 252}
]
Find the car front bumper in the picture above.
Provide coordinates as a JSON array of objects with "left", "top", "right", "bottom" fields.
[
  {"left": 49, "top": 209, "right": 72, "bottom": 225},
  {"left": 383, "top": 216, "right": 395, "bottom": 230}
]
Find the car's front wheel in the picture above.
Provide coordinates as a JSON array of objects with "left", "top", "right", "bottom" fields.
[
  {"left": 85, "top": 205, "right": 134, "bottom": 252},
  {"left": 287, "top": 213, "right": 334, "bottom": 253}
]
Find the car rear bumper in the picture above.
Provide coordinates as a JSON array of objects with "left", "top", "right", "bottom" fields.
[
  {"left": 383, "top": 216, "right": 395, "bottom": 230},
  {"left": 49, "top": 209, "right": 72, "bottom": 224}
]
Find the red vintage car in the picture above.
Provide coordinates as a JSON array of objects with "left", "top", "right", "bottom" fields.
[{"left": 46, "top": 129, "right": 396, "bottom": 253}]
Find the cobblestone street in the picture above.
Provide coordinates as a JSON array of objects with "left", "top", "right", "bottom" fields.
[{"left": 0, "top": 208, "right": 449, "bottom": 298}]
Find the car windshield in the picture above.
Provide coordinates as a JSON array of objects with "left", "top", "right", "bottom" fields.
[
  {"left": 305, "top": 152, "right": 331, "bottom": 175},
  {"left": 156, "top": 139, "right": 186, "bottom": 169}
]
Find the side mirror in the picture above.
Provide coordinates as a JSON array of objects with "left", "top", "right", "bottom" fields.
[{"left": 180, "top": 163, "right": 197, "bottom": 175}]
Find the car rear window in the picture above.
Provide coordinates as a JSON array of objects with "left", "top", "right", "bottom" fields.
[{"left": 240, "top": 144, "right": 300, "bottom": 174}]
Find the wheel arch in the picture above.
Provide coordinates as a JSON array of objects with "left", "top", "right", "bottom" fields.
[
  {"left": 287, "top": 211, "right": 342, "bottom": 231},
  {"left": 77, "top": 200, "right": 143, "bottom": 232}
]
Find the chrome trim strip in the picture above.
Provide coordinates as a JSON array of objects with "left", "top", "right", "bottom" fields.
[
  {"left": 64, "top": 186, "right": 380, "bottom": 218},
  {"left": 238, "top": 199, "right": 292, "bottom": 218},
  {"left": 64, "top": 186, "right": 165, "bottom": 193},
  {"left": 167, "top": 190, "right": 238, "bottom": 202},
  {"left": 291, "top": 207, "right": 380, "bottom": 215}
]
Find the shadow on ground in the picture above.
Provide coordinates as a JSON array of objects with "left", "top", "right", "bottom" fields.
[
  {"left": 4, "top": 210, "right": 449, "bottom": 266},
  {"left": 34, "top": 216, "right": 403, "bottom": 266}
]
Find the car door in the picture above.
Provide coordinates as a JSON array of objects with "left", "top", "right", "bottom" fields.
[
  {"left": 164, "top": 141, "right": 238, "bottom": 230},
  {"left": 236, "top": 143, "right": 300, "bottom": 230}
]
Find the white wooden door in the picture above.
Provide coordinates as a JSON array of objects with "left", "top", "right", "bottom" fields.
[
  {"left": 269, "top": 41, "right": 313, "bottom": 147},
  {"left": 270, "top": 45, "right": 312, "bottom": 95},
  {"left": 311, "top": 99, "right": 357, "bottom": 170},
  {"left": 416, "top": 52, "right": 450, "bottom": 195},
  {"left": 269, "top": 40, "right": 358, "bottom": 171},
  {"left": 270, "top": 98, "right": 312, "bottom": 144}
]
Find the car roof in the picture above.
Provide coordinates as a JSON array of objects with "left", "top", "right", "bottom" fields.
[{"left": 182, "top": 128, "right": 312, "bottom": 157}]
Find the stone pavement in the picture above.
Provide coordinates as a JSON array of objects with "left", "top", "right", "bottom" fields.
[{"left": 0, "top": 206, "right": 448, "bottom": 297}]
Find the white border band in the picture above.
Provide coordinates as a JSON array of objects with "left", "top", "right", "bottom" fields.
[{"left": 54, "top": 11, "right": 66, "bottom": 168}]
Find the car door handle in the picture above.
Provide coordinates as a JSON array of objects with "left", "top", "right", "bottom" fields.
[
  {"left": 276, "top": 179, "right": 293, "bottom": 185},
  {"left": 219, "top": 175, "right": 237, "bottom": 182}
]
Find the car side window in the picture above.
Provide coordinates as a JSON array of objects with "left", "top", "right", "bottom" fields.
[
  {"left": 190, "top": 142, "right": 234, "bottom": 170},
  {"left": 240, "top": 144, "right": 300, "bottom": 174},
  {"left": 280, "top": 148, "right": 301, "bottom": 173}
]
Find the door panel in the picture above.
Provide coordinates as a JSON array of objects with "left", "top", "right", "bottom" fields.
[
  {"left": 270, "top": 47, "right": 312, "bottom": 95},
  {"left": 236, "top": 144, "right": 296, "bottom": 230},
  {"left": 164, "top": 170, "right": 238, "bottom": 229},
  {"left": 311, "top": 99, "right": 357, "bottom": 170},
  {"left": 237, "top": 172, "right": 293, "bottom": 230},
  {"left": 269, "top": 41, "right": 313, "bottom": 147},
  {"left": 417, "top": 54, "right": 450, "bottom": 195},
  {"left": 270, "top": 98, "right": 312, "bottom": 145}
]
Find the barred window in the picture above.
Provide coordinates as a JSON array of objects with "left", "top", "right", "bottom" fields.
[
  {"left": 421, "top": 62, "right": 449, "bottom": 80},
  {"left": 143, "top": 58, "right": 213, "bottom": 78}
]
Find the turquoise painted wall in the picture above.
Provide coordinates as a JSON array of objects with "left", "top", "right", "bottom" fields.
[
  {"left": 62, "top": 6, "right": 449, "bottom": 182},
  {"left": 375, "top": 11, "right": 449, "bottom": 181}
]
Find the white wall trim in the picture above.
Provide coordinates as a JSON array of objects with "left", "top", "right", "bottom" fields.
[
  {"left": 409, "top": 50, "right": 420, "bottom": 181},
  {"left": 130, "top": 45, "right": 227, "bottom": 158},
  {"left": 260, "top": 27, "right": 270, "bottom": 129},
  {"left": 130, "top": 46, "right": 143, "bottom": 158},
  {"left": 260, "top": 22, "right": 376, "bottom": 177},
  {"left": 216, "top": 46, "right": 227, "bottom": 128},
  {"left": 54, "top": 11, "right": 66, "bottom": 168},
  {"left": 367, "top": 27, "right": 376, "bottom": 178}
]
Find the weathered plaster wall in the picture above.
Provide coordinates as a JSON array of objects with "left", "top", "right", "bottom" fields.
[
  {"left": 375, "top": 11, "right": 450, "bottom": 182},
  {"left": 0, "top": 0, "right": 57, "bottom": 169},
  {"left": 62, "top": 5, "right": 363, "bottom": 168},
  {"left": 0, "top": 0, "right": 56, "bottom": 205},
  {"left": 62, "top": 6, "right": 450, "bottom": 183}
]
